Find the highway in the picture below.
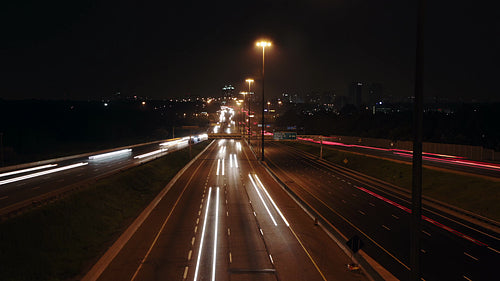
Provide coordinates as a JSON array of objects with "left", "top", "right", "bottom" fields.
[
  {"left": 298, "top": 137, "right": 500, "bottom": 178},
  {"left": 89, "top": 139, "right": 368, "bottom": 281},
  {"left": 0, "top": 136, "right": 206, "bottom": 216},
  {"left": 264, "top": 141, "right": 500, "bottom": 281}
]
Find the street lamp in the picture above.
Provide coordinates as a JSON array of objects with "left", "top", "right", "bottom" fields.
[
  {"left": 240, "top": 91, "right": 248, "bottom": 137},
  {"left": 256, "top": 40, "right": 271, "bottom": 161},
  {"left": 245, "top": 78, "right": 254, "bottom": 143}
]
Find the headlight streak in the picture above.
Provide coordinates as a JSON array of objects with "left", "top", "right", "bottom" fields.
[
  {"left": 88, "top": 149, "right": 132, "bottom": 160},
  {"left": 229, "top": 154, "right": 233, "bottom": 168},
  {"left": 233, "top": 154, "right": 238, "bottom": 168},
  {"left": 216, "top": 159, "right": 220, "bottom": 176},
  {"left": 254, "top": 175, "right": 289, "bottom": 227},
  {"left": 222, "top": 159, "right": 225, "bottom": 175},
  {"left": 0, "top": 162, "right": 88, "bottom": 186},
  {"left": 194, "top": 187, "right": 212, "bottom": 281},
  {"left": 133, "top": 149, "right": 167, "bottom": 159},
  {"left": 248, "top": 174, "right": 277, "bottom": 226},
  {"left": 0, "top": 164, "right": 58, "bottom": 178},
  {"left": 212, "top": 187, "right": 220, "bottom": 281}
]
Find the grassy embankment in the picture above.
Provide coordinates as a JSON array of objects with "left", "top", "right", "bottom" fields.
[
  {"left": 282, "top": 141, "right": 500, "bottom": 222},
  {"left": 0, "top": 141, "right": 209, "bottom": 281}
]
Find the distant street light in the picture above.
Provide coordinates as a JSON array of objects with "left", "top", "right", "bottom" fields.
[
  {"left": 245, "top": 78, "right": 254, "bottom": 143},
  {"left": 256, "top": 41, "right": 271, "bottom": 161}
]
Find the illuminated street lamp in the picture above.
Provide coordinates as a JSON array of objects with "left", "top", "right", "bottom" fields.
[
  {"left": 245, "top": 78, "right": 254, "bottom": 143},
  {"left": 256, "top": 40, "right": 271, "bottom": 161}
]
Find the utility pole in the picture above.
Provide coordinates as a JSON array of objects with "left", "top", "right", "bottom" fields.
[{"left": 410, "top": 1, "right": 425, "bottom": 280}]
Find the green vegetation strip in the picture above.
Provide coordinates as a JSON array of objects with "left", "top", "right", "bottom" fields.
[
  {"left": 0, "top": 141, "right": 209, "bottom": 281},
  {"left": 282, "top": 141, "right": 500, "bottom": 222}
]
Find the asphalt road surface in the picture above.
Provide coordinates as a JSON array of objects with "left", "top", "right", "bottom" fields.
[
  {"left": 264, "top": 141, "right": 500, "bottom": 281},
  {"left": 92, "top": 139, "right": 369, "bottom": 281},
  {"left": 0, "top": 137, "right": 200, "bottom": 215}
]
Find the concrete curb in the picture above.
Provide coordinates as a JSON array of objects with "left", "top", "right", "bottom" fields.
[{"left": 81, "top": 140, "right": 214, "bottom": 281}]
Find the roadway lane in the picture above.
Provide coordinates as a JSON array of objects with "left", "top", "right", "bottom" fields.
[
  {"left": 92, "top": 139, "right": 368, "bottom": 281},
  {"left": 0, "top": 137, "right": 204, "bottom": 215},
  {"left": 265, "top": 141, "right": 500, "bottom": 281},
  {"left": 298, "top": 137, "right": 500, "bottom": 178}
]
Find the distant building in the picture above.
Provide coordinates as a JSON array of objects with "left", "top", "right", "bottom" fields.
[
  {"left": 222, "top": 85, "right": 235, "bottom": 99},
  {"left": 349, "top": 82, "right": 363, "bottom": 107},
  {"left": 368, "top": 83, "right": 383, "bottom": 106}
]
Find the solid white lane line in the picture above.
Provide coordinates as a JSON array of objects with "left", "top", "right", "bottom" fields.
[
  {"left": 216, "top": 159, "right": 220, "bottom": 175},
  {"left": 269, "top": 254, "right": 274, "bottom": 264},
  {"left": 254, "top": 174, "right": 289, "bottom": 226},
  {"left": 488, "top": 246, "right": 500, "bottom": 254},
  {"left": 464, "top": 252, "right": 479, "bottom": 261},
  {"left": 0, "top": 162, "right": 88, "bottom": 186},
  {"left": 0, "top": 164, "right": 57, "bottom": 178},
  {"left": 212, "top": 187, "right": 220, "bottom": 281},
  {"left": 194, "top": 187, "right": 212, "bottom": 281},
  {"left": 248, "top": 174, "right": 278, "bottom": 226}
]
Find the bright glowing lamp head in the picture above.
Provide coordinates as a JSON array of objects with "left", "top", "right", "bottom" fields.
[
  {"left": 256, "top": 41, "right": 272, "bottom": 47},
  {"left": 240, "top": 91, "right": 248, "bottom": 95},
  {"left": 245, "top": 78, "right": 254, "bottom": 83}
]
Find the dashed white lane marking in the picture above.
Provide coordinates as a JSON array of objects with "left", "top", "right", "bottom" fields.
[
  {"left": 352, "top": 193, "right": 358, "bottom": 197},
  {"left": 227, "top": 228, "right": 231, "bottom": 236},
  {"left": 253, "top": 211, "right": 257, "bottom": 217},
  {"left": 463, "top": 275, "right": 472, "bottom": 281},
  {"left": 382, "top": 225, "right": 391, "bottom": 231},
  {"left": 188, "top": 250, "right": 192, "bottom": 260},
  {"left": 347, "top": 182, "right": 352, "bottom": 185},
  {"left": 259, "top": 228, "right": 264, "bottom": 236},
  {"left": 269, "top": 254, "right": 274, "bottom": 264},
  {"left": 183, "top": 266, "right": 189, "bottom": 279},
  {"left": 358, "top": 210, "right": 366, "bottom": 215},
  {"left": 191, "top": 237, "right": 195, "bottom": 245},
  {"left": 196, "top": 218, "right": 199, "bottom": 224},
  {"left": 464, "top": 252, "right": 479, "bottom": 261},
  {"left": 194, "top": 226, "right": 198, "bottom": 233},
  {"left": 420, "top": 249, "right": 426, "bottom": 253},
  {"left": 341, "top": 200, "right": 347, "bottom": 203},
  {"left": 369, "top": 202, "right": 375, "bottom": 207},
  {"left": 229, "top": 252, "right": 232, "bottom": 263},
  {"left": 422, "top": 230, "right": 432, "bottom": 237},
  {"left": 392, "top": 214, "right": 400, "bottom": 219}
]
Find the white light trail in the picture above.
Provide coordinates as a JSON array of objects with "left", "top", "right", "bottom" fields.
[
  {"left": 233, "top": 154, "right": 238, "bottom": 168},
  {"left": 236, "top": 142, "right": 241, "bottom": 151},
  {"left": 0, "top": 162, "right": 88, "bottom": 186},
  {"left": 248, "top": 174, "right": 277, "bottom": 226},
  {"left": 88, "top": 149, "right": 131, "bottom": 160},
  {"left": 254, "top": 175, "right": 289, "bottom": 227},
  {"left": 194, "top": 187, "right": 212, "bottom": 281},
  {"left": 0, "top": 164, "right": 58, "bottom": 178},
  {"left": 133, "top": 149, "right": 166, "bottom": 159},
  {"left": 216, "top": 159, "right": 220, "bottom": 175},
  {"left": 212, "top": 187, "right": 220, "bottom": 281},
  {"left": 229, "top": 155, "right": 233, "bottom": 168},
  {"left": 222, "top": 159, "right": 225, "bottom": 175}
]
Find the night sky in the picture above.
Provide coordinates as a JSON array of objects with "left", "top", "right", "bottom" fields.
[{"left": 1, "top": 0, "right": 499, "bottom": 101}]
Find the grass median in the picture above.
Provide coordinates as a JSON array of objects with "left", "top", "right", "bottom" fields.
[
  {"left": 281, "top": 141, "right": 500, "bottom": 222},
  {"left": 0, "top": 141, "right": 209, "bottom": 281}
]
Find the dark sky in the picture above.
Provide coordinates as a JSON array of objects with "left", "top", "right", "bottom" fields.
[{"left": 1, "top": 0, "right": 499, "bottom": 101}]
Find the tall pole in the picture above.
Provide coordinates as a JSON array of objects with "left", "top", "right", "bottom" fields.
[
  {"left": 261, "top": 46, "right": 265, "bottom": 161},
  {"left": 246, "top": 79, "right": 254, "bottom": 145},
  {"left": 410, "top": 0, "right": 424, "bottom": 280}
]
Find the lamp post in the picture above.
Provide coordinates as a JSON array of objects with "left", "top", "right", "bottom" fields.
[
  {"left": 240, "top": 91, "right": 248, "bottom": 139},
  {"left": 256, "top": 41, "right": 271, "bottom": 161},
  {"left": 245, "top": 78, "right": 254, "bottom": 144}
]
